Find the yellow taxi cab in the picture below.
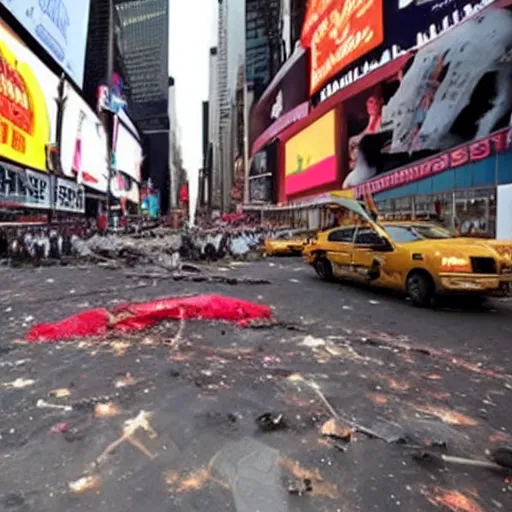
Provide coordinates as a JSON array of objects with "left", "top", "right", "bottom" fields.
[
  {"left": 303, "top": 218, "right": 512, "bottom": 307},
  {"left": 264, "top": 230, "right": 314, "bottom": 256}
]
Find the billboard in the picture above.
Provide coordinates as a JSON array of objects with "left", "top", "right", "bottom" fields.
[
  {"left": 343, "top": 6, "right": 512, "bottom": 190},
  {"left": 308, "top": 0, "right": 499, "bottom": 104},
  {"left": 112, "top": 121, "right": 142, "bottom": 184},
  {"left": 2, "top": 0, "right": 91, "bottom": 87},
  {"left": 250, "top": 48, "right": 310, "bottom": 153},
  {"left": 0, "top": 20, "right": 58, "bottom": 172},
  {"left": 284, "top": 109, "right": 336, "bottom": 196},
  {"left": 308, "top": 0, "right": 384, "bottom": 94},
  {"left": 248, "top": 141, "right": 277, "bottom": 203},
  {"left": 0, "top": 161, "right": 51, "bottom": 208},
  {"left": 60, "top": 82, "right": 109, "bottom": 193}
]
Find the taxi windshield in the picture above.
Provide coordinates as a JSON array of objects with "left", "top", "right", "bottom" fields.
[{"left": 383, "top": 224, "right": 455, "bottom": 242}]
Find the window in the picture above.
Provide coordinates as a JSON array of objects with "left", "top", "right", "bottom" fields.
[
  {"left": 327, "top": 228, "right": 355, "bottom": 243},
  {"left": 354, "top": 228, "right": 382, "bottom": 245},
  {"left": 383, "top": 226, "right": 421, "bottom": 243}
]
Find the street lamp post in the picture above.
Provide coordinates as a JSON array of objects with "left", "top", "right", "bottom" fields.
[{"left": 105, "top": 0, "right": 115, "bottom": 227}]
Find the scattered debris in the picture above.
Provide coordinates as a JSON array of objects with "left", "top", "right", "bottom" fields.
[
  {"left": 262, "top": 355, "right": 281, "bottom": 366},
  {"left": 256, "top": 412, "right": 287, "bottom": 432},
  {"left": 36, "top": 399, "right": 72, "bottom": 412},
  {"left": 3, "top": 378, "right": 35, "bottom": 389},
  {"left": 113, "top": 373, "right": 137, "bottom": 388},
  {"left": 288, "top": 477, "right": 313, "bottom": 496},
  {"left": 68, "top": 475, "right": 101, "bottom": 494},
  {"left": 421, "top": 487, "right": 485, "bottom": 512},
  {"left": 413, "top": 451, "right": 507, "bottom": 472},
  {"left": 26, "top": 295, "right": 273, "bottom": 342},
  {"left": 412, "top": 404, "right": 478, "bottom": 426},
  {"left": 94, "top": 402, "right": 121, "bottom": 418},
  {"left": 280, "top": 458, "right": 339, "bottom": 499},
  {"left": 320, "top": 418, "right": 352, "bottom": 441},
  {"left": 49, "top": 388, "right": 71, "bottom": 399},
  {"left": 96, "top": 410, "right": 157, "bottom": 464},
  {"left": 50, "top": 422, "right": 69, "bottom": 434},
  {"left": 486, "top": 446, "right": 512, "bottom": 470},
  {"left": 165, "top": 468, "right": 213, "bottom": 493}
]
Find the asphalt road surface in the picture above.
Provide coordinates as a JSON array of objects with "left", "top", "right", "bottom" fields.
[{"left": 0, "top": 258, "right": 511, "bottom": 512}]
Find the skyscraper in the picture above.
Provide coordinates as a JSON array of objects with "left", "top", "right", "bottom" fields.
[
  {"left": 114, "top": 0, "right": 170, "bottom": 211},
  {"left": 115, "top": 0, "right": 169, "bottom": 124},
  {"left": 245, "top": 0, "right": 281, "bottom": 95}
]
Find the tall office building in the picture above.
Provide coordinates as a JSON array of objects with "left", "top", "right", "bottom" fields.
[
  {"left": 207, "top": 47, "right": 220, "bottom": 210},
  {"left": 83, "top": 0, "right": 132, "bottom": 111},
  {"left": 115, "top": 0, "right": 169, "bottom": 124},
  {"left": 245, "top": 0, "right": 281, "bottom": 96},
  {"left": 114, "top": 0, "right": 170, "bottom": 212}
]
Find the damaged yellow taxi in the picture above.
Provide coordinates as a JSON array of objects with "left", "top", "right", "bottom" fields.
[
  {"left": 264, "top": 230, "right": 314, "bottom": 256},
  {"left": 303, "top": 218, "right": 512, "bottom": 307}
]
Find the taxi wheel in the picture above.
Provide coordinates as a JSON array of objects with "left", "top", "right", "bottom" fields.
[
  {"left": 315, "top": 256, "right": 333, "bottom": 281},
  {"left": 406, "top": 271, "right": 434, "bottom": 307}
]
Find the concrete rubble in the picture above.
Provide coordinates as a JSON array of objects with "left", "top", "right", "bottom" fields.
[{"left": 2, "top": 225, "right": 300, "bottom": 267}]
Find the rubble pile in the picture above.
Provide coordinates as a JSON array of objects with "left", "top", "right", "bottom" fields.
[{"left": 1, "top": 224, "right": 299, "bottom": 267}]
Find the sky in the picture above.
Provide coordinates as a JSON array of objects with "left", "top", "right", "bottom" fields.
[{"left": 169, "top": 1, "right": 217, "bottom": 213}]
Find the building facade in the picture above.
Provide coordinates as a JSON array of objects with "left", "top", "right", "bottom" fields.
[
  {"left": 208, "top": 47, "right": 220, "bottom": 211},
  {"left": 253, "top": 0, "right": 512, "bottom": 240}
]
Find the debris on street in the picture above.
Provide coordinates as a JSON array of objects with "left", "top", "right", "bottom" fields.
[
  {"left": 421, "top": 487, "right": 485, "bottom": 512},
  {"left": 96, "top": 410, "right": 157, "bottom": 465},
  {"left": 255, "top": 412, "right": 287, "bottom": 432},
  {"left": 68, "top": 475, "right": 101, "bottom": 494},
  {"left": 26, "top": 295, "right": 273, "bottom": 342},
  {"left": 320, "top": 418, "right": 352, "bottom": 441},
  {"left": 94, "top": 402, "right": 121, "bottom": 418}
]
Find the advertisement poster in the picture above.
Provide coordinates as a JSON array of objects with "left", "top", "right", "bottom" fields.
[
  {"left": 2, "top": 0, "right": 91, "bottom": 87},
  {"left": 309, "top": 0, "right": 384, "bottom": 94},
  {"left": 248, "top": 149, "right": 274, "bottom": 203},
  {"left": 343, "top": 7, "right": 512, "bottom": 189},
  {"left": 112, "top": 121, "right": 142, "bottom": 184},
  {"left": 140, "top": 185, "right": 160, "bottom": 218},
  {"left": 249, "top": 48, "right": 309, "bottom": 150},
  {"left": 0, "top": 21, "right": 58, "bottom": 172},
  {"left": 111, "top": 171, "right": 140, "bottom": 214},
  {"left": 54, "top": 176, "right": 85, "bottom": 213},
  {"left": 0, "top": 161, "right": 51, "bottom": 209},
  {"left": 60, "top": 82, "right": 109, "bottom": 193},
  {"left": 284, "top": 109, "right": 336, "bottom": 196},
  {"left": 309, "top": 0, "right": 498, "bottom": 103}
]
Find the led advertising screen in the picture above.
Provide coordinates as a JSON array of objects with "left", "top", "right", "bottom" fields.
[
  {"left": 113, "top": 122, "right": 143, "bottom": 184},
  {"left": 307, "top": 0, "right": 384, "bottom": 94},
  {"left": 284, "top": 109, "right": 336, "bottom": 196},
  {"left": 0, "top": 20, "right": 58, "bottom": 172},
  {"left": 60, "top": 82, "right": 110, "bottom": 193},
  {"left": 2, "top": 0, "right": 91, "bottom": 87}
]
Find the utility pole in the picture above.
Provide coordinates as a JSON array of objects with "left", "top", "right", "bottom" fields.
[{"left": 105, "top": 0, "right": 115, "bottom": 226}]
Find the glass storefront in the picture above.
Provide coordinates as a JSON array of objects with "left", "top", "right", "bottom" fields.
[{"left": 376, "top": 188, "right": 497, "bottom": 237}]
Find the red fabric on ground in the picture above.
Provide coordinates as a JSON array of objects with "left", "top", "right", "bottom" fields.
[
  {"left": 25, "top": 295, "right": 272, "bottom": 342},
  {"left": 26, "top": 308, "right": 110, "bottom": 343},
  {"left": 113, "top": 294, "right": 272, "bottom": 331}
]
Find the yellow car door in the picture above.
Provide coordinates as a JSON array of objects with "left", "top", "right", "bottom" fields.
[
  {"left": 324, "top": 227, "right": 356, "bottom": 278},
  {"left": 351, "top": 227, "right": 394, "bottom": 285}
]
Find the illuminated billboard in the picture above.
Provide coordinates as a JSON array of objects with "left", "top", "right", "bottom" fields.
[
  {"left": 2, "top": 0, "right": 91, "bottom": 87},
  {"left": 0, "top": 21, "right": 58, "bottom": 172},
  {"left": 307, "top": 1, "right": 384, "bottom": 95},
  {"left": 60, "top": 82, "right": 110, "bottom": 193},
  {"left": 284, "top": 109, "right": 336, "bottom": 196}
]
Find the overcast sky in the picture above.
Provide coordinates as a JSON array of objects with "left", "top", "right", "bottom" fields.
[
  {"left": 169, "top": 0, "right": 217, "bottom": 211},
  {"left": 168, "top": 1, "right": 245, "bottom": 215}
]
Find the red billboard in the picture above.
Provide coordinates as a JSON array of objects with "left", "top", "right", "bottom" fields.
[{"left": 306, "top": 0, "right": 384, "bottom": 95}]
